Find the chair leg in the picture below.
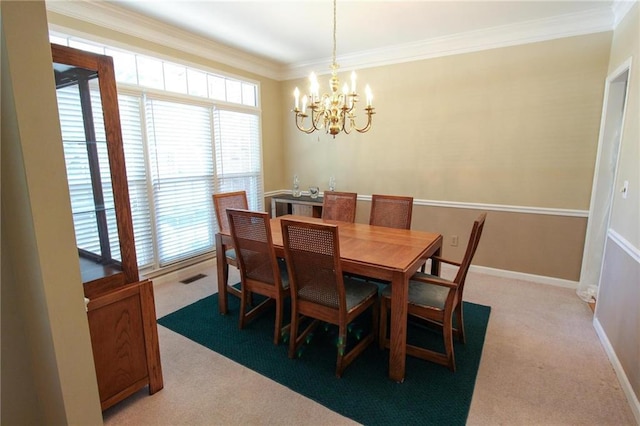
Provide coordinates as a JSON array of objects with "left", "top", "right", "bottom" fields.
[
  {"left": 455, "top": 303, "right": 465, "bottom": 344},
  {"left": 273, "top": 297, "right": 283, "bottom": 345},
  {"left": 288, "top": 310, "right": 299, "bottom": 359},
  {"left": 443, "top": 313, "right": 456, "bottom": 372},
  {"left": 239, "top": 290, "right": 249, "bottom": 330},
  {"left": 335, "top": 323, "right": 347, "bottom": 378},
  {"left": 222, "top": 261, "right": 230, "bottom": 289},
  {"left": 371, "top": 298, "right": 379, "bottom": 346}
]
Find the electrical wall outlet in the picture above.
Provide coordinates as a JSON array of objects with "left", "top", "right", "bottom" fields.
[{"left": 451, "top": 235, "right": 459, "bottom": 247}]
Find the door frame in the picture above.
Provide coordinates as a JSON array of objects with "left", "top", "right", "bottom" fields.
[{"left": 579, "top": 58, "right": 631, "bottom": 303}]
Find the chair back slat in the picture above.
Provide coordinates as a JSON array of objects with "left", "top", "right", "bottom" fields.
[
  {"left": 321, "top": 191, "right": 357, "bottom": 223},
  {"left": 213, "top": 191, "right": 248, "bottom": 234},
  {"left": 454, "top": 213, "right": 487, "bottom": 290},
  {"left": 369, "top": 194, "right": 413, "bottom": 229},
  {"left": 281, "top": 219, "right": 344, "bottom": 310},
  {"left": 227, "top": 209, "right": 280, "bottom": 287}
]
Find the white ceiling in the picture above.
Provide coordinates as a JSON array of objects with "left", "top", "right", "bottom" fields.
[{"left": 48, "top": 1, "right": 634, "bottom": 79}]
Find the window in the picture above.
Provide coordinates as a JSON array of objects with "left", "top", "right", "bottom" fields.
[{"left": 52, "top": 32, "right": 263, "bottom": 272}]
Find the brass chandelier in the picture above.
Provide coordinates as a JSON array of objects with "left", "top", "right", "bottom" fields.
[{"left": 292, "top": 0, "right": 375, "bottom": 137}]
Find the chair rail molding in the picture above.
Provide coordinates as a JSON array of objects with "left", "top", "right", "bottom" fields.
[
  {"left": 264, "top": 190, "right": 589, "bottom": 218},
  {"left": 607, "top": 228, "right": 640, "bottom": 264}
]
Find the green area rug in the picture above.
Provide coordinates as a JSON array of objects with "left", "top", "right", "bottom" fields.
[{"left": 158, "top": 290, "right": 490, "bottom": 425}]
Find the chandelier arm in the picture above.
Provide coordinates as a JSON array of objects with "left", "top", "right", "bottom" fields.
[
  {"left": 353, "top": 110, "right": 374, "bottom": 133},
  {"left": 295, "top": 113, "right": 319, "bottom": 134}
]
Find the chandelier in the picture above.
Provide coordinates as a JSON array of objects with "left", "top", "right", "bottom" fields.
[{"left": 292, "top": 0, "right": 375, "bottom": 137}]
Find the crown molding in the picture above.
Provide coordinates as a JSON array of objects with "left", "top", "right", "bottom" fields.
[
  {"left": 284, "top": 6, "right": 615, "bottom": 79},
  {"left": 46, "top": 0, "right": 286, "bottom": 81},
  {"left": 613, "top": 0, "right": 638, "bottom": 27},
  {"left": 47, "top": 1, "right": 616, "bottom": 82}
]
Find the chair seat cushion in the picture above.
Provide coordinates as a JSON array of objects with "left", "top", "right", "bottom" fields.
[
  {"left": 381, "top": 272, "right": 450, "bottom": 310},
  {"left": 343, "top": 277, "right": 379, "bottom": 310}
]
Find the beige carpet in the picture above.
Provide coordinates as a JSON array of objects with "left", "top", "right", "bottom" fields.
[{"left": 103, "top": 264, "right": 636, "bottom": 425}]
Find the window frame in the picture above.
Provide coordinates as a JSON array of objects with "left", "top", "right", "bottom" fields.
[{"left": 51, "top": 31, "right": 265, "bottom": 274}]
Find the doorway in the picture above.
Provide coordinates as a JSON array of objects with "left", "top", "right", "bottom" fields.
[{"left": 578, "top": 60, "right": 631, "bottom": 303}]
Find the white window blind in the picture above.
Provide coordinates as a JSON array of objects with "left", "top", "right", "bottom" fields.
[
  {"left": 118, "top": 94, "right": 155, "bottom": 268},
  {"left": 214, "top": 109, "right": 263, "bottom": 211},
  {"left": 146, "top": 98, "right": 216, "bottom": 266},
  {"left": 51, "top": 32, "right": 263, "bottom": 273}
]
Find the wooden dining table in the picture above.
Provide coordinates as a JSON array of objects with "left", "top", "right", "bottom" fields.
[{"left": 215, "top": 214, "right": 443, "bottom": 382}]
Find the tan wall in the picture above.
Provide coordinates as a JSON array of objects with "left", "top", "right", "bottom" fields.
[
  {"left": 280, "top": 33, "right": 611, "bottom": 281},
  {"left": 1, "top": 1, "right": 102, "bottom": 423},
  {"left": 281, "top": 33, "right": 611, "bottom": 209},
  {"left": 355, "top": 203, "right": 586, "bottom": 281}
]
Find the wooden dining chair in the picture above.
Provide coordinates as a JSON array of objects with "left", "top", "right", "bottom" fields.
[
  {"left": 213, "top": 191, "right": 248, "bottom": 302},
  {"left": 321, "top": 191, "right": 357, "bottom": 223},
  {"left": 369, "top": 194, "right": 413, "bottom": 229},
  {"left": 281, "top": 219, "right": 378, "bottom": 377},
  {"left": 227, "top": 208, "right": 290, "bottom": 344},
  {"left": 379, "top": 213, "right": 486, "bottom": 372}
]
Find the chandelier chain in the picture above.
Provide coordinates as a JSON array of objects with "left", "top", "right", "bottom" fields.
[{"left": 332, "top": 0, "right": 337, "bottom": 68}]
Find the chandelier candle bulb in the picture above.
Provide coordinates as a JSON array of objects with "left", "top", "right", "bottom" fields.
[
  {"left": 351, "top": 71, "right": 356, "bottom": 93},
  {"left": 294, "top": 87, "right": 300, "bottom": 110}
]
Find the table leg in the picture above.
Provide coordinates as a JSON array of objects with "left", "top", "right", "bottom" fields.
[
  {"left": 388, "top": 270, "right": 408, "bottom": 383},
  {"left": 431, "top": 246, "right": 442, "bottom": 276},
  {"left": 215, "top": 233, "right": 229, "bottom": 315}
]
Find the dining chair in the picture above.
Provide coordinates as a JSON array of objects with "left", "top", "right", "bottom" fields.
[
  {"left": 321, "top": 191, "right": 357, "bottom": 223},
  {"left": 379, "top": 212, "right": 486, "bottom": 371},
  {"left": 369, "top": 194, "right": 413, "bottom": 229},
  {"left": 281, "top": 219, "right": 378, "bottom": 377},
  {"left": 213, "top": 191, "right": 248, "bottom": 302},
  {"left": 227, "top": 208, "right": 290, "bottom": 344}
]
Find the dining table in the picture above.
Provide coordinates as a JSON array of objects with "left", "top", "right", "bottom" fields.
[{"left": 215, "top": 214, "right": 443, "bottom": 383}]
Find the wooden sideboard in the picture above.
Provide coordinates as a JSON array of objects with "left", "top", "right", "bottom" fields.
[{"left": 271, "top": 194, "right": 323, "bottom": 218}]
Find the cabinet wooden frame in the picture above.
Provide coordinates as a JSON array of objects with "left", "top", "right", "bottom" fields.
[
  {"left": 51, "top": 44, "right": 163, "bottom": 411},
  {"left": 51, "top": 43, "right": 138, "bottom": 299}
]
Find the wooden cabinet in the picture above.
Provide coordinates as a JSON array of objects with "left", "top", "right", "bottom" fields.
[
  {"left": 51, "top": 44, "right": 163, "bottom": 410},
  {"left": 271, "top": 194, "right": 323, "bottom": 218}
]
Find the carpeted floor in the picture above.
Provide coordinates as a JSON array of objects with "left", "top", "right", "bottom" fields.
[
  {"left": 102, "top": 264, "right": 637, "bottom": 425},
  {"left": 157, "top": 291, "right": 491, "bottom": 425}
]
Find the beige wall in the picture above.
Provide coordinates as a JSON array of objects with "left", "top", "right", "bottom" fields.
[
  {"left": 1, "top": 1, "right": 102, "bottom": 423},
  {"left": 354, "top": 202, "right": 586, "bottom": 281},
  {"left": 281, "top": 33, "right": 611, "bottom": 209},
  {"left": 280, "top": 33, "right": 612, "bottom": 281}
]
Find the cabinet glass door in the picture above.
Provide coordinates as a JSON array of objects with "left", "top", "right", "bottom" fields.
[{"left": 51, "top": 44, "right": 138, "bottom": 296}]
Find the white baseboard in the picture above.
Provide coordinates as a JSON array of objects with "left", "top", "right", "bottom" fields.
[
  {"left": 593, "top": 317, "right": 640, "bottom": 424},
  {"left": 151, "top": 256, "right": 579, "bottom": 290},
  {"left": 468, "top": 264, "right": 578, "bottom": 289}
]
